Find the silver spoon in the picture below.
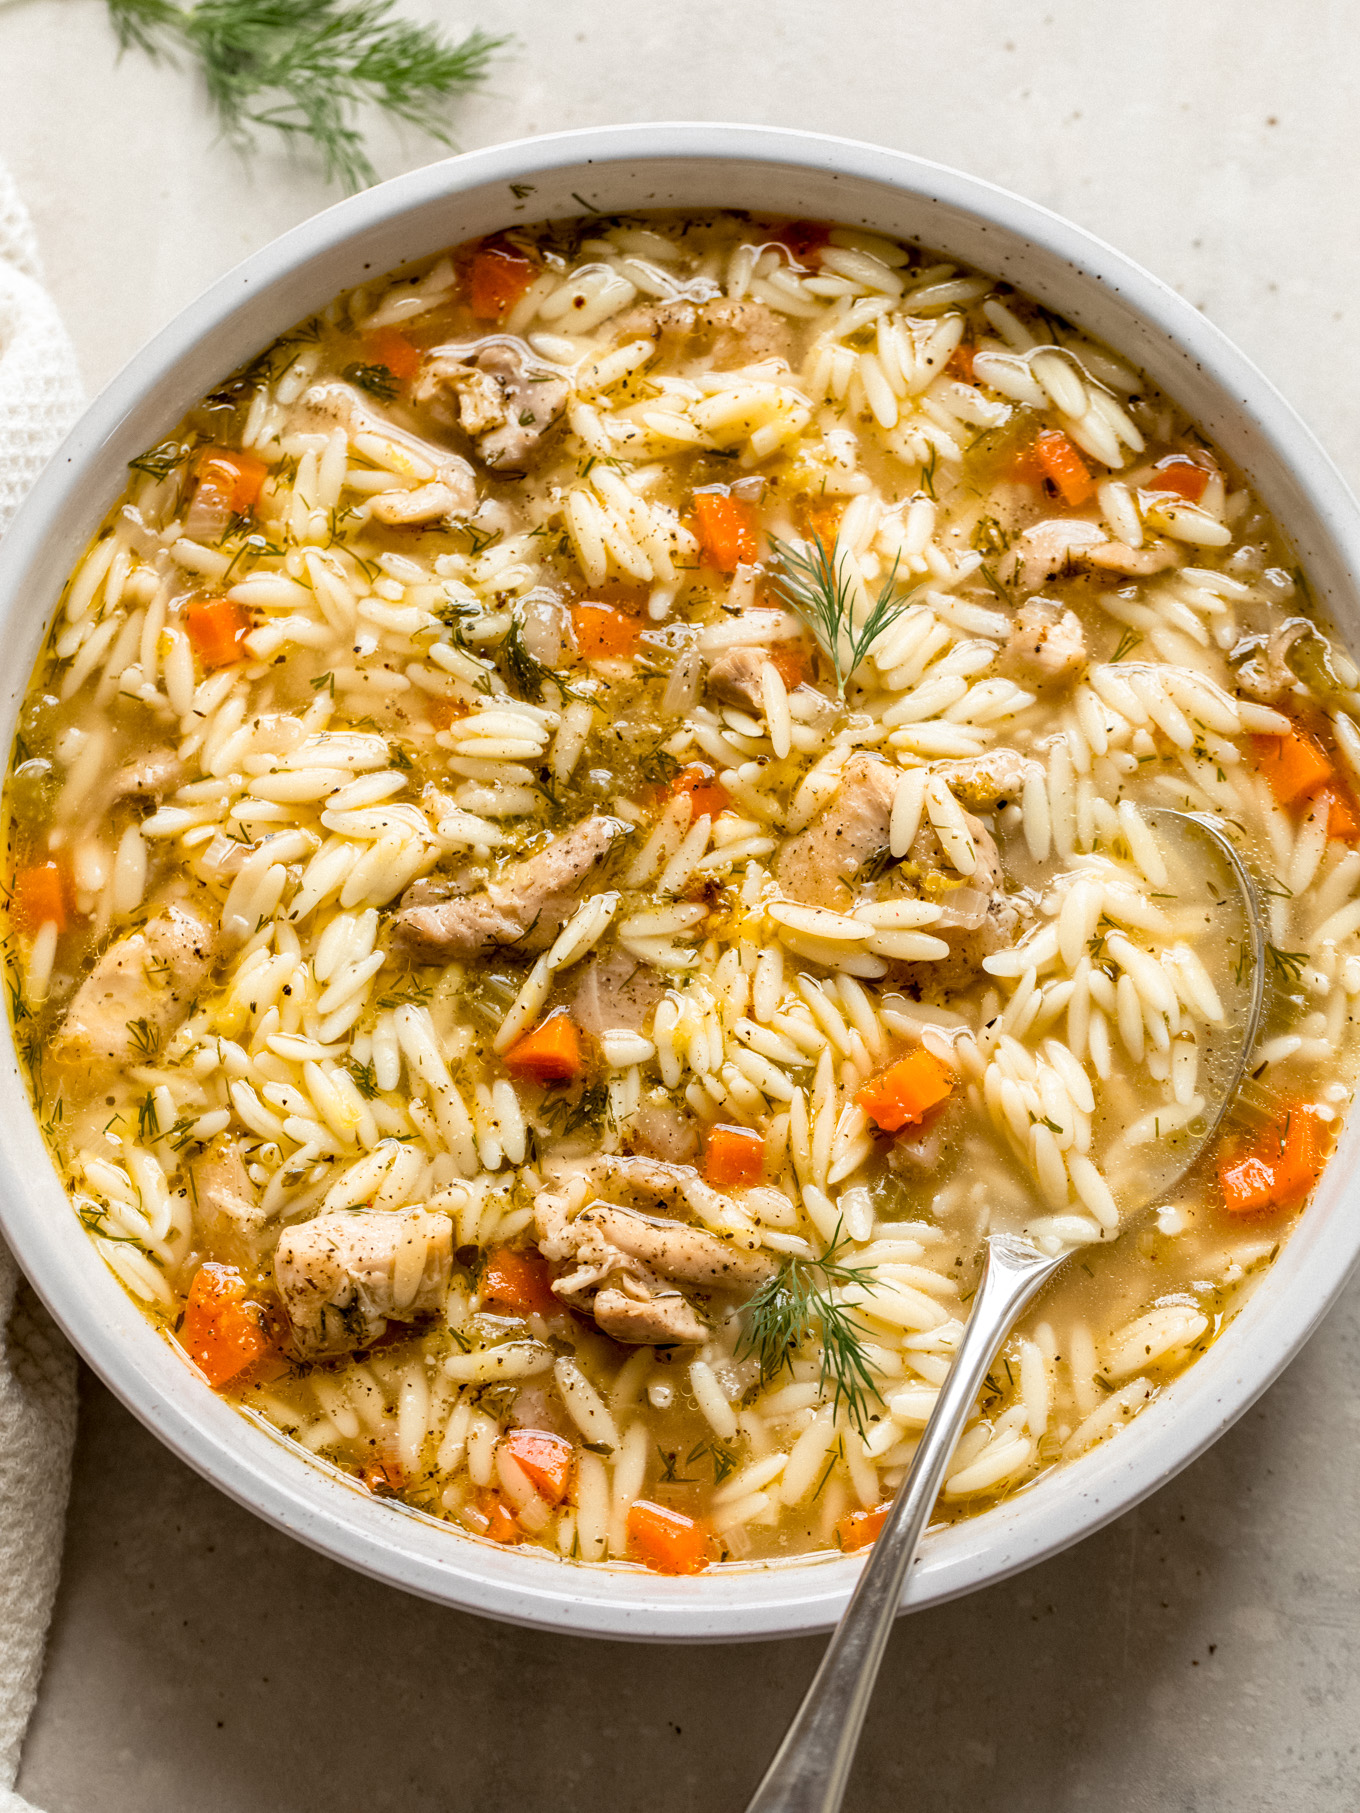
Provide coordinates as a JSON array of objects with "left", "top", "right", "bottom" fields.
[{"left": 744, "top": 807, "right": 1266, "bottom": 1813}]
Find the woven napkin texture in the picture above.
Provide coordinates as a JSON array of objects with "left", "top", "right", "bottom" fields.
[{"left": 0, "top": 159, "right": 84, "bottom": 1812}]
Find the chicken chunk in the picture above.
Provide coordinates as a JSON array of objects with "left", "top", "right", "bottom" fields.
[
  {"left": 1002, "top": 518, "right": 1107, "bottom": 594},
  {"left": 55, "top": 900, "right": 215, "bottom": 1072},
  {"left": 706, "top": 646, "right": 767, "bottom": 713},
  {"left": 535, "top": 1170, "right": 774, "bottom": 1347},
  {"left": 185, "top": 1138, "right": 268, "bottom": 1268},
  {"left": 1005, "top": 597, "right": 1087, "bottom": 683},
  {"left": 274, "top": 1208, "right": 452, "bottom": 1360},
  {"left": 412, "top": 338, "right": 570, "bottom": 471},
  {"left": 571, "top": 948, "right": 663, "bottom": 1037},
  {"left": 110, "top": 745, "right": 183, "bottom": 805},
  {"left": 612, "top": 297, "right": 791, "bottom": 369},
  {"left": 393, "top": 816, "right": 628, "bottom": 959},
  {"left": 298, "top": 380, "right": 477, "bottom": 513},
  {"left": 774, "top": 755, "right": 899, "bottom": 911},
  {"left": 935, "top": 747, "right": 1042, "bottom": 813},
  {"left": 774, "top": 754, "right": 1024, "bottom": 983}
]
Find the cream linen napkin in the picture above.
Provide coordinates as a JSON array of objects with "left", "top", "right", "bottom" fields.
[{"left": 0, "top": 159, "right": 84, "bottom": 1813}]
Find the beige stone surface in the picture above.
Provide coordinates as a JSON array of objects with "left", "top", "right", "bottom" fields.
[{"left": 3, "top": 2, "right": 1360, "bottom": 1806}]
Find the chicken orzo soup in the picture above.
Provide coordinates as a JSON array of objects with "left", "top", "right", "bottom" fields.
[{"left": 8, "top": 210, "right": 1360, "bottom": 1572}]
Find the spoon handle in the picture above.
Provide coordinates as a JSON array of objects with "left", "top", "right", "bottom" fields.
[{"left": 743, "top": 1235, "right": 1066, "bottom": 1813}]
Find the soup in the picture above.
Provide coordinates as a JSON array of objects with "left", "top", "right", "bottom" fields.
[{"left": 7, "top": 209, "right": 1358, "bottom": 1572}]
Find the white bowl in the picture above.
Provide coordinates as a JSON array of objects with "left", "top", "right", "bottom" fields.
[{"left": 3, "top": 123, "right": 1358, "bottom": 1643}]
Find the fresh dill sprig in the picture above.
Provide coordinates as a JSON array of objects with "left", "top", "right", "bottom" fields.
[
  {"left": 106, "top": 0, "right": 508, "bottom": 193},
  {"left": 737, "top": 1231, "right": 879, "bottom": 1437},
  {"left": 768, "top": 533, "right": 905, "bottom": 697},
  {"left": 1266, "top": 944, "right": 1308, "bottom": 985},
  {"left": 1111, "top": 626, "right": 1143, "bottom": 663}
]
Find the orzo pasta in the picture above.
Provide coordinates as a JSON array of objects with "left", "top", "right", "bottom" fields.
[{"left": 7, "top": 209, "right": 1358, "bottom": 1571}]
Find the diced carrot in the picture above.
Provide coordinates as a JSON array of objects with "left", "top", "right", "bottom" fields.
[
  {"left": 13, "top": 860, "right": 68, "bottom": 933},
  {"left": 1145, "top": 454, "right": 1210, "bottom": 503},
  {"left": 948, "top": 343, "right": 976, "bottom": 383},
  {"left": 771, "top": 220, "right": 831, "bottom": 265},
  {"left": 1009, "top": 441, "right": 1045, "bottom": 487},
  {"left": 1033, "top": 430, "right": 1095, "bottom": 507},
  {"left": 469, "top": 239, "right": 537, "bottom": 320},
  {"left": 856, "top": 1049, "right": 955, "bottom": 1134},
  {"left": 838, "top": 1502, "right": 891, "bottom": 1552},
  {"left": 361, "top": 326, "right": 422, "bottom": 383},
  {"left": 360, "top": 1459, "right": 407, "bottom": 1496},
  {"left": 626, "top": 1500, "right": 713, "bottom": 1575},
  {"left": 503, "top": 1429, "right": 574, "bottom": 1505},
  {"left": 572, "top": 602, "right": 640, "bottom": 661},
  {"left": 1218, "top": 1150, "right": 1277, "bottom": 1216},
  {"left": 1271, "top": 1104, "right": 1332, "bottom": 1204},
  {"left": 798, "top": 496, "right": 845, "bottom": 546},
  {"left": 481, "top": 1246, "right": 560, "bottom": 1318},
  {"left": 693, "top": 492, "right": 760, "bottom": 573},
  {"left": 185, "top": 596, "right": 250, "bottom": 669},
  {"left": 477, "top": 1489, "right": 523, "bottom": 1543},
  {"left": 769, "top": 642, "right": 810, "bottom": 690},
  {"left": 1219, "top": 1103, "right": 1332, "bottom": 1215},
  {"left": 1318, "top": 784, "right": 1360, "bottom": 841},
  {"left": 705, "top": 1123, "right": 765, "bottom": 1189},
  {"left": 424, "top": 696, "right": 465, "bottom": 731},
  {"left": 669, "top": 761, "right": 729, "bottom": 822},
  {"left": 195, "top": 446, "right": 268, "bottom": 515},
  {"left": 504, "top": 1007, "right": 585, "bottom": 1084},
  {"left": 180, "top": 1262, "right": 273, "bottom": 1388},
  {"left": 1253, "top": 725, "right": 1335, "bottom": 807}
]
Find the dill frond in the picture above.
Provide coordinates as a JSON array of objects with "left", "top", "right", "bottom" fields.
[
  {"left": 107, "top": 0, "right": 509, "bottom": 192},
  {"left": 737, "top": 1231, "right": 880, "bottom": 1437},
  {"left": 768, "top": 533, "right": 906, "bottom": 697}
]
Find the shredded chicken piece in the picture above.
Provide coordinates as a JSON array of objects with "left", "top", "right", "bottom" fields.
[
  {"left": 935, "top": 748, "right": 1043, "bottom": 813},
  {"left": 185, "top": 1139, "right": 267, "bottom": 1267},
  {"left": 707, "top": 646, "right": 768, "bottom": 712},
  {"left": 774, "top": 755, "right": 900, "bottom": 911},
  {"left": 1002, "top": 518, "right": 1107, "bottom": 594},
  {"left": 274, "top": 1207, "right": 452, "bottom": 1360},
  {"left": 412, "top": 338, "right": 569, "bottom": 470},
  {"left": 571, "top": 948, "right": 663, "bottom": 1036},
  {"left": 393, "top": 816, "right": 628, "bottom": 958},
  {"left": 613, "top": 297, "right": 791, "bottom": 368},
  {"left": 535, "top": 1167, "right": 773, "bottom": 1346},
  {"left": 1005, "top": 597, "right": 1087, "bottom": 682},
  {"left": 775, "top": 754, "right": 1024, "bottom": 980},
  {"left": 1085, "top": 539, "right": 1180, "bottom": 577},
  {"left": 55, "top": 900, "right": 215, "bottom": 1072},
  {"left": 110, "top": 745, "right": 183, "bottom": 804}
]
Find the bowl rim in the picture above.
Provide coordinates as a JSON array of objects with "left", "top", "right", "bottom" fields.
[{"left": 4, "top": 119, "right": 1360, "bottom": 1643}]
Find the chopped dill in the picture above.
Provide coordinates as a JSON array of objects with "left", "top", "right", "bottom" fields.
[
  {"left": 501, "top": 617, "right": 580, "bottom": 704},
  {"left": 127, "top": 1017, "right": 161, "bottom": 1061},
  {"left": 344, "top": 1055, "right": 380, "bottom": 1098},
  {"left": 342, "top": 361, "right": 398, "bottom": 401},
  {"left": 128, "top": 438, "right": 191, "bottom": 482},
  {"left": 638, "top": 743, "right": 681, "bottom": 787}
]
